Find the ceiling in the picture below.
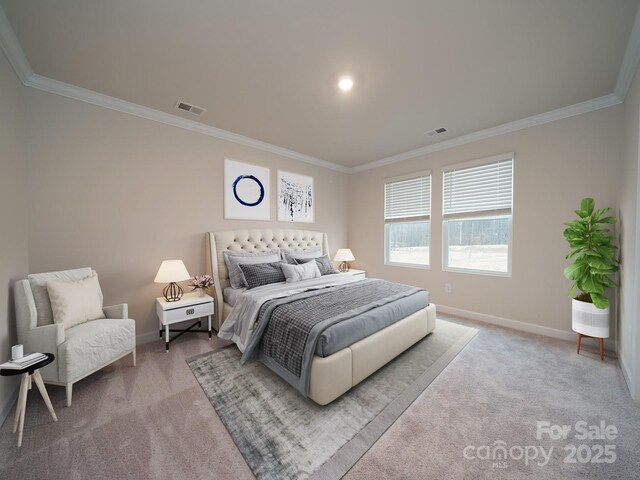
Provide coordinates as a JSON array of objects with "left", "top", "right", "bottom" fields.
[{"left": 1, "top": 0, "right": 638, "bottom": 168}]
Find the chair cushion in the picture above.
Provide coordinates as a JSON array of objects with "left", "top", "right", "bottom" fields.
[
  {"left": 28, "top": 268, "right": 96, "bottom": 326},
  {"left": 58, "top": 318, "right": 135, "bottom": 383},
  {"left": 47, "top": 274, "right": 106, "bottom": 329}
]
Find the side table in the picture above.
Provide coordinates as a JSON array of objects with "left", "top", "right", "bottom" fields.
[
  {"left": 0, "top": 353, "right": 58, "bottom": 447},
  {"left": 339, "top": 269, "right": 366, "bottom": 279},
  {"left": 156, "top": 293, "right": 214, "bottom": 352}
]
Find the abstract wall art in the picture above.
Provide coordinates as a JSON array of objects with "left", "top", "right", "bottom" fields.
[
  {"left": 224, "top": 158, "right": 271, "bottom": 221},
  {"left": 277, "top": 170, "right": 314, "bottom": 223}
]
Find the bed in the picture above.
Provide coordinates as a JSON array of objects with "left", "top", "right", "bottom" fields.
[{"left": 206, "top": 229, "right": 436, "bottom": 405}]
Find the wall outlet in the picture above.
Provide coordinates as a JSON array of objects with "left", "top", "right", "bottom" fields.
[{"left": 445, "top": 283, "right": 452, "bottom": 294}]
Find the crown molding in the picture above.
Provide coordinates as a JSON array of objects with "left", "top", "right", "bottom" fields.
[
  {"left": 23, "top": 74, "right": 351, "bottom": 173},
  {"left": 349, "top": 94, "right": 622, "bottom": 173},
  {"left": 615, "top": 3, "right": 640, "bottom": 101},
  {"left": 0, "top": 6, "right": 32, "bottom": 82}
]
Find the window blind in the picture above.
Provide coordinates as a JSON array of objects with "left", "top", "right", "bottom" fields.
[
  {"left": 385, "top": 175, "right": 431, "bottom": 221},
  {"left": 443, "top": 158, "right": 513, "bottom": 217}
]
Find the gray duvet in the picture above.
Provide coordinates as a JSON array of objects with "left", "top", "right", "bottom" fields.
[{"left": 240, "top": 279, "right": 428, "bottom": 397}]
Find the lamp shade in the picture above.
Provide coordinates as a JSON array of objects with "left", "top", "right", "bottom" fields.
[
  {"left": 333, "top": 249, "right": 355, "bottom": 262},
  {"left": 154, "top": 260, "right": 191, "bottom": 283}
]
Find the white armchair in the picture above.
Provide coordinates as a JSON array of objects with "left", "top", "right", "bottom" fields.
[{"left": 14, "top": 268, "right": 136, "bottom": 407}]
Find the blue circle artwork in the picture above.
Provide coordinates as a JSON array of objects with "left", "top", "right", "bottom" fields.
[{"left": 232, "top": 175, "right": 265, "bottom": 207}]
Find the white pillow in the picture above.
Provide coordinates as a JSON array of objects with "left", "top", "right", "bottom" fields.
[
  {"left": 281, "top": 261, "right": 322, "bottom": 283},
  {"left": 28, "top": 267, "right": 95, "bottom": 326},
  {"left": 47, "top": 274, "right": 106, "bottom": 330}
]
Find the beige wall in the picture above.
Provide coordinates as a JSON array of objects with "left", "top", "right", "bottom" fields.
[
  {"left": 349, "top": 105, "right": 624, "bottom": 336},
  {"left": 25, "top": 89, "right": 349, "bottom": 338},
  {"left": 620, "top": 62, "right": 640, "bottom": 400},
  {"left": 0, "top": 49, "right": 28, "bottom": 418}
]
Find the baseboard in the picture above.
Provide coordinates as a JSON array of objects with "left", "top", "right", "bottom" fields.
[
  {"left": 136, "top": 330, "right": 160, "bottom": 346},
  {"left": 619, "top": 354, "right": 638, "bottom": 400},
  {"left": 437, "top": 304, "right": 617, "bottom": 353},
  {"left": 0, "top": 380, "right": 19, "bottom": 428}
]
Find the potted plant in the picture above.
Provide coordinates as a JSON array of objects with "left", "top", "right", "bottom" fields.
[{"left": 563, "top": 198, "right": 619, "bottom": 356}]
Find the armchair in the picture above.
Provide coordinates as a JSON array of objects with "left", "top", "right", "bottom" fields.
[{"left": 14, "top": 268, "right": 136, "bottom": 407}]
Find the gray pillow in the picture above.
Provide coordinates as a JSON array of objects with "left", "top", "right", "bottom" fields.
[
  {"left": 223, "top": 250, "right": 281, "bottom": 289},
  {"left": 294, "top": 255, "right": 338, "bottom": 275},
  {"left": 238, "top": 262, "right": 286, "bottom": 289},
  {"left": 282, "top": 246, "right": 322, "bottom": 264}
]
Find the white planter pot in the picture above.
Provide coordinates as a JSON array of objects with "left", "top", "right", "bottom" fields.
[{"left": 571, "top": 298, "right": 609, "bottom": 338}]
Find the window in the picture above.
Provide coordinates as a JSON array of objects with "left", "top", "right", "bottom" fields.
[
  {"left": 442, "top": 154, "right": 513, "bottom": 275},
  {"left": 384, "top": 173, "right": 431, "bottom": 267}
]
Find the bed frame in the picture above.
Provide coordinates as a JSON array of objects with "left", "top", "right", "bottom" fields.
[{"left": 206, "top": 229, "right": 436, "bottom": 405}]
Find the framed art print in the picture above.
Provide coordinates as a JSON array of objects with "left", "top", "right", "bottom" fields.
[
  {"left": 224, "top": 159, "right": 271, "bottom": 221},
  {"left": 277, "top": 170, "right": 314, "bottom": 223}
]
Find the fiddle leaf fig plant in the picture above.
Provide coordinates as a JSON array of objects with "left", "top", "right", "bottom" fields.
[{"left": 563, "top": 197, "right": 619, "bottom": 309}]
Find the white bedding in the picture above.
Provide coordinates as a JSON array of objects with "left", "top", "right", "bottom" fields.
[
  {"left": 218, "top": 274, "right": 362, "bottom": 352},
  {"left": 223, "top": 286, "right": 246, "bottom": 307}
]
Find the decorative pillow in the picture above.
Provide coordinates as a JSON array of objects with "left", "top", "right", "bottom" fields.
[
  {"left": 238, "top": 262, "right": 286, "bottom": 289},
  {"left": 295, "top": 255, "right": 338, "bottom": 275},
  {"left": 281, "top": 261, "right": 322, "bottom": 283},
  {"left": 28, "top": 267, "right": 96, "bottom": 326},
  {"left": 223, "top": 250, "right": 280, "bottom": 289},
  {"left": 46, "top": 274, "right": 106, "bottom": 330},
  {"left": 282, "top": 246, "right": 322, "bottom": 264}
]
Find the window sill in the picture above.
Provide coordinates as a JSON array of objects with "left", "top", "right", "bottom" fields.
[
  {"left": 384, "top": 262, "right": 430, "bottom": 270},
  {"left": 443, "top": 266, "right": 511, "bottom": 277}
]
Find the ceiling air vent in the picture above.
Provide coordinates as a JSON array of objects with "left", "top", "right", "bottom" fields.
[
  {"left": 425, "top": 127, "right": 447, "bottom": 137},
  {"left": 175, "top": 100, "right": 206, "bottom": 116}
]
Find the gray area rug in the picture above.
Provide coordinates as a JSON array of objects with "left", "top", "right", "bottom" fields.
[{"left": 188, "top": 319, "right": 478, "bottom": 480}]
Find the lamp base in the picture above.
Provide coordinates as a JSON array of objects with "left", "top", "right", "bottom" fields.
[
  {"left": 339, "top": 262, "right": 350, "bottom": 272},
  {"left": 162, "top": 282, "right": 183, "bottom": 302}
]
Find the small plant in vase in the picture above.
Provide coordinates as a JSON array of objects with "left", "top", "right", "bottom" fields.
[{"left": 189, "top": 274, "right": 214, "bottom": 297}]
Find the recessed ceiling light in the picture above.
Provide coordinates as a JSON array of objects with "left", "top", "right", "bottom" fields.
[{"left": 338, "top": 77, "right": 354, "bottom": 91}]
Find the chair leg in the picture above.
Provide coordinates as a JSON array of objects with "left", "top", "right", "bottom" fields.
[
  {"left": 66, "top": 383, "right": 73, "bottom": 407},
  {"left": 132, "top": 348, "right": 137, "bottom": 367}
]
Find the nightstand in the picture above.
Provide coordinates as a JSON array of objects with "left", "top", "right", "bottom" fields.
[
  {"left": 339, "top": 269, "right": 366, "bottom": 279},
  {"left": 156, "top": 293, "right": 214, "bottom": 352}
]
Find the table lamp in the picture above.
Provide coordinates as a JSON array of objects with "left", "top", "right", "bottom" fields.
[
  {"left": 333, "top": 249, "right": 355, "bottom": 272},
  {"left": 154, "top": 260, "right": 191, "bottom": 302}
]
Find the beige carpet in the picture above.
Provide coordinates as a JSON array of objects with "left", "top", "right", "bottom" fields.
[{"left": 0, "top": 314, "right": 638, "bottom": 479}]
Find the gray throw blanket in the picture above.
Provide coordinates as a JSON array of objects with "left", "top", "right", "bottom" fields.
[{"left": 240, "top": 279, "right": 423, "bottom": 396}]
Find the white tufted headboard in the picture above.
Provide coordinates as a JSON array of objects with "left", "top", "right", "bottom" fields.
[{"left": 206, "top": 229, "right": 330, "bottom": 330}]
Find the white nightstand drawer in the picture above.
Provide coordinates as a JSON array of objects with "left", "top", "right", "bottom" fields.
[{"left": 160, "top": 301, "right": 213, "bottom": 325}]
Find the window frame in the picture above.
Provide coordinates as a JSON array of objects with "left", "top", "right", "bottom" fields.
[
  {"left": 441, "top": 153, "right": 514, "bottom": 277},
  {"left": 384, "top": 171, "right": 432, "bottom": 269}
]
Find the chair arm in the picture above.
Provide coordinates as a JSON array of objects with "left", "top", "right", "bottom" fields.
[
  {"left": 103, "top": 303, "right": 128, "bottom": 319},
  {"left": 23, "top": 323, "right": 65, "bottom": 354}
]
